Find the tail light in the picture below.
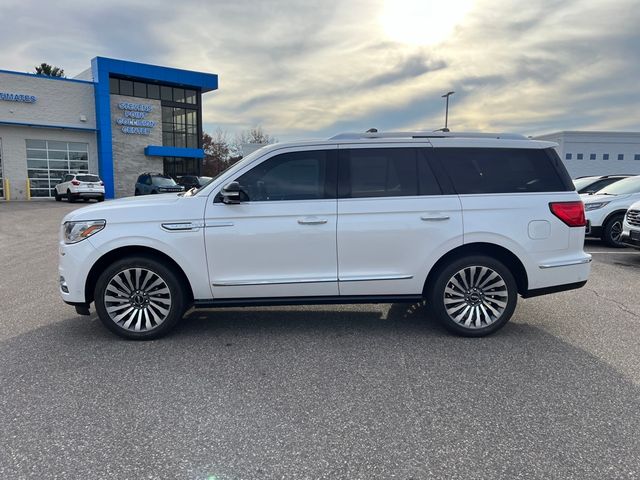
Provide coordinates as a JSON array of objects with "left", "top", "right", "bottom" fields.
[
  {"left": 71, "top": 180, "right": 80, "bottom": 186},
  {"left": 549, "top": 201, "right": 586, "bottom": 227}
]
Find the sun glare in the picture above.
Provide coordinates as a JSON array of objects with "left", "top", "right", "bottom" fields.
[{"left": 380, "top": 0, "right": 475, "bottom": 46}]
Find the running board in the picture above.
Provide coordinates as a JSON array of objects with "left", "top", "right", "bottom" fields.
[{"left": 192, "top": 294, "right": 424, "bottom": 309}]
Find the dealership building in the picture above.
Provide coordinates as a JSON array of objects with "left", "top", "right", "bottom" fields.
[
  {"left": 533, "top": 131, "right": 640, "bottom": 178},
  {"left": 0, "top": 57, "right": 218, "bottom": 200}
]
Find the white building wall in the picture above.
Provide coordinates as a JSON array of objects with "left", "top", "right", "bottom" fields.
[
  {"left": 0, "top": 72, "right": 98, "bottom": 200},
  {"left": 0, "top": 72, "right": 96, "bottom": 129},
  {"left": 534, "top": 131, "right": 640, "bottom": 177}
]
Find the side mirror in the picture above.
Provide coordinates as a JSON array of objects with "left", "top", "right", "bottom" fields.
[{"left": 220, "top": 181, "right": 242, "bottom": 204}]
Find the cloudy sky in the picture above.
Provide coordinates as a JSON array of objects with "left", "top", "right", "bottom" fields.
[{"left": 1, "top": 0, "right": 639, "bottom": 141}]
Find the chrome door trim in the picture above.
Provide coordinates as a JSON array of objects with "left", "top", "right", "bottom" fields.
[
  {"left": 205, "top": 221, "right": 235, "bottom": 228},
  {"left": 212, "top": 276, "right": 337, "bottom": 287},
  {"left": 539, "top": 256, "right": 592, "bottom": 269},
  {"left": 338, "top": 274, "right": 413, "bottom": 282},
  {"left": 298, "top": 218, "right": 328, "bottom": 225}
]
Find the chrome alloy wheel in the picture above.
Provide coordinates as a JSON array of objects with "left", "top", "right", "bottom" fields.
[
  {"left": 443, "top": 266, "right": 509, "bottom": 329},
  {"left": 610, "top": 220, "right": 623, "bottom": 243},
  {"left": 103, "top": 268, "right": 172, "bottom": 332}
]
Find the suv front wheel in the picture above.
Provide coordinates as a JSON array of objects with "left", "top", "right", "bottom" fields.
[
  {"left": 426, "top": 255, "right": 517, "bottom": 337},
  {"left": 94, "top": 256, "right": 186, "bottom": 340},
  {"left": 602, "top": 213, "right": 625, "bottom": 248}
]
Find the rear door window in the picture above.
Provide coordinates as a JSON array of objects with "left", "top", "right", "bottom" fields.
[
  {"left": 340, "top": 148, "right": 441, "bottom": 198},
  {"left": 434, "top": 147, "right": 572, "bottom": 194}
]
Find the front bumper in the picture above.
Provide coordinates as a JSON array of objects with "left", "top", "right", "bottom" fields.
[
  {"left": 58, "top": 238, "right": 99, "bottom": 304},
  {"left": 620, "top": 231, "right": 640, "bottom": 249}
]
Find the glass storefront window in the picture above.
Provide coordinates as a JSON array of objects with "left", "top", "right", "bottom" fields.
[
  {"left": 109, "top": 77, "right": 119, "bottom": 94},
  {"left": 163, "top": 157, "right": 201, "bottom": 178},
  {"left": 147, "top": 84, "right": 160, "bottom": 99},
  {"left": 119, "top": 80, "right": 133, "bottom": 96},
  {"left": 108, "top": 77, "right": 201, "bottom": 150},
  {"left": 173, "top": 88, "right": 185, "bottom": 103},
  {"left": 161, "top": 86, "right": 173, "bottom": 101},
  {"left": 134, "top": 82, "right": 147, "bottom": 98}
]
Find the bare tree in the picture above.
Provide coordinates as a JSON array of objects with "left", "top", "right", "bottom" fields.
[
  {"left": 235, "top": 126, "right": 277, "bottom": 145},
  {"left": 233, "top": 126, "right": 277, "bottom": 157}
]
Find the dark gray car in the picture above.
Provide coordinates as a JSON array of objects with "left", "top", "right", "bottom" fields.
[{"left": 134, "top": 173, "right": 184, "bottom": 195}]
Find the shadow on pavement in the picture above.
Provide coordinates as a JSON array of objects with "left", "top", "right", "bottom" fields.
[{"left": 1, "top": 303, "right": 639, "bottom": 479}]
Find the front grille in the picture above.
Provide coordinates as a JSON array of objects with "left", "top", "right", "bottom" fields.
[{"left": 627, "top": 210, "right": 640, "bottom": 227}]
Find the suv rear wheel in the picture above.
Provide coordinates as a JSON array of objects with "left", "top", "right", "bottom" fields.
[
  {"left": 426, "top": 255, "right": 517, "bottom": 337},
  {"left": 94, "top": 256, "right": 186, "bottom": 340}
]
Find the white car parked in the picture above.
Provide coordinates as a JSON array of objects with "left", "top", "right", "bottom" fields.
[
  {"left": 582, "top": 176, "right": 640, "bottom": 247},
  {"left": 620, "top": 200, "right": 640, "bottom": 250},
  {"left": 59, "top": 131, "right": 591, "bottom": 339},
  {"left": 54, "top": 173, "right": 105, "bottom": 203}
]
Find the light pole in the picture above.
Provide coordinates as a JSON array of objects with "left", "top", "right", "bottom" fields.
[{"left": 441, "top": 91, "right": 455, "bottom": 131}]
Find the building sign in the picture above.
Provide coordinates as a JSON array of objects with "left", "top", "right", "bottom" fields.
[
  {"left": 0, "top": 92, "right": 37, "bottom": 103},
  {"left": 116, "top": 102, "right": 156, "bottom": 135}
]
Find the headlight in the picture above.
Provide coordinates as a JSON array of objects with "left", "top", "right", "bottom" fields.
[
  {"left": 584, "top": 201, "right": 610, "bottom": 211},
  {"left": 63, "top": 220, "right": 106, "bottom": 244}
]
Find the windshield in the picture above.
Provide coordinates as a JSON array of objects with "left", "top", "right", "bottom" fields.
[
  {"left": 573, "top": 177, "right": 596, "bottom": 191},
  {"left": 596, "top": 176, "right": 640, "bottom": 195},
  {"left": 152, "top": 176, "right": 177, "bottom": 186}
]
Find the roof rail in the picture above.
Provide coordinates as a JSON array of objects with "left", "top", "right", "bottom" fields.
[{"left": 329, "top": 131, "right": 528, "bottom": 140}]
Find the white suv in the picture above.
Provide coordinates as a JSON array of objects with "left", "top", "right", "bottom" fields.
[
  {"left": 58, "top": 131, "right": 591, "bottom": 339},
  {"left": 582, "top": 176, "right": 640, "bottom": 247},
  {"left": 620, "top": 200, "right": 640, "bottom": 249},
  {"left": 54, "top": 173, "right": 105, "bottom": 203}
]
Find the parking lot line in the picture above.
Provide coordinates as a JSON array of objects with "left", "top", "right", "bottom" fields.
[{"left": 588, "top": 251, "right": 640, "bottom": 255}]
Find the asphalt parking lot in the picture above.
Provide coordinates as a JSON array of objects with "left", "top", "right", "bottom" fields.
[{"left": 1, "top": 201, "right": 639, "bottom": 480}]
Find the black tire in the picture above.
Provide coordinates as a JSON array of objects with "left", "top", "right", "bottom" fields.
[
  {"left": 151, "top": 190, "right": 158, "bottom": 194},
  {"left": 94, "top": 255, "right": 187, "bottom": 340},
  {"left": 602, "top": 214, "right": 626, "bottom": 248},
  {"left": 54, "top": 190, "right": 62, "bottom": 201},
  {"left": 134, "top": 189, "right": 140, "bottom": 196},
  {"left": 67, "top": 189, "right": 76, "bottom": 203},
  {"left": 97, "top": 196, "right": 105, "bottom": 202},
  {"left": 83, "top": 198, "right": 90, "bottom": 202},
  {"left": 426, "top": 255, "right": 518, "bottom": 337}
]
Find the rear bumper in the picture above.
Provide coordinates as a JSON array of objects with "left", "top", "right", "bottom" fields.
[
  {"left": 527, "top": 251, "right": 591, "bottom": 292},
  {"left": 74, "top": 192, "right": 104, "bottom": 198},
  {"left": 522, "top": 280, "right": 588, "bottom": 298}
]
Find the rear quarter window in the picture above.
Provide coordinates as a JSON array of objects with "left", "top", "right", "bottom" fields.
[{"left": 434, "top": 147, "right": 573, "bottom": 194}]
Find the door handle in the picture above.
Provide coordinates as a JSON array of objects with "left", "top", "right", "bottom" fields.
[
  {"left": 421, "top": 214, "right": 450, "bottom": 221},
  {"left": 298, "top": 217, "right": 328, "bottom": 225}
]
